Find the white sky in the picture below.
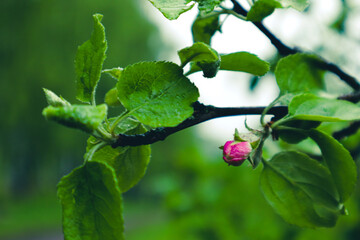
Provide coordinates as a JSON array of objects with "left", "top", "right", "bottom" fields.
[{"left": 140, "top": 0, "right": 360, "bottom": 143}]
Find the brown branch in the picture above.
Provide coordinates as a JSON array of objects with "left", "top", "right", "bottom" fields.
[
  {"left": 231, "top": 0, "right": 360, "bottom": 91},
  {"left": 111, "top": 102, "right": 288, "bottom": 147}
]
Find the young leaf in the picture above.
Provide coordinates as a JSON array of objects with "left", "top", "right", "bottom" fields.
[
  {"left": 195, "top": 0, "right": 223, "bottom": 14},
  {"left": 277, "top": 0, "right": 309, "bottom": 11},
  {"left": 247, "top": 0, "right": 282, "bottom": 22},
  {"left": 178, "top": 42, "right": 220, "bottom": 77},
  {"left": 58, "top": 161, "right": 124, "bottom": 240},
  {"left": 105, "top": 88, "right": 122, "bottom": 107},
  {"left": 275, "top": 53, "right": 324, "bottom": 95},
  {"left": 220, "top": 52, "right": 270, "bottom": 76},
  {"left": 103, "top": 67, "right": 123, "bottom": 81},
  {"left": 283, "top": 94, "right": 360, "bottom": 123},
  {"left": 75, "top": 14, "right": 107, "bottom": 104},
  {"left": 148, "top": 0, "right": 195, "bottom": 20},
  {"left": 191, "top": 13, "right": 220, "bottom": 44},
  {"left": 42, "top": 104, "right": 107, "bottom": 133},
  {"left": 261, "top": 151, "right": 340, "bottom": 228},
  {"left": 309, "top": 129, "right": 357, "bottom": 203},
  {"left": 43, "top": 88, "right": 70, "bottom": 107},
  {"left": 117, "top": 61, "right": 199, "bottom": 127},
  {"left": 87, "top": 118, "right": 151, "bottom": 193}
]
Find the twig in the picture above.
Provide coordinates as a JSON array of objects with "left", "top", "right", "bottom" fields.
[
  {"left": 112, "top": 102, "right": 288, "bottom": 147},
  {"left": 333, "top": 121, "right": 360, "bottom": 140},
  {"left": 230, "top": 0, "right": 360, "bottom": 91}
]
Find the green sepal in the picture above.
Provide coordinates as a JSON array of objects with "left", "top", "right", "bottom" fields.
[
  {"left": 57, "top": 161, "right": 124, "bottom": 240},
  {"left": 75, "top": 14, "right": 107, "bottom": 104},
  {"left": 178, "top": 42, "right": 220, "bottom": 78},
  {"left": 43, "top": 88, "right": 70, "bottom": 107},
  {"left": 117, "top": 61, "right": 199, "bottom": 127},
  {"left": 42, "top": 104, "right": 107, "bottom": 133}
]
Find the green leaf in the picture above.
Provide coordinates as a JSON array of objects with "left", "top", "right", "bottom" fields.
[
  {"left": 87, "top": 118, "right": 151, "bottom": 193},
  {"left": 117, "top": 61, "right": 199, "bottom": 127},
  {"left": 43, "top": 88, "right": 70, "bottom": 107},
  {"left": 284, "top": 93, "right": 360, "bottom": 122},
  {"left": 220, "top": 52, "right": 270, "bottom": 76},
  {"left": 277, "top": 0, "right": 309, "bottom": 11},
  {"left": 275, "top": 53, "right": 324, "bottom": 95},
  {"left": 105, "top": 88, "right": 122, "bottom": 107},
  {"left": 195, "top": 0, "right": 223, "bottom": 14},
  {"left": 148, "top": 0, "right": 195, "bottom": 20},
  {"left": 309, "top": 129, "right": 357, "bottom": 203},
  {"left": 58, "top": 161, "right": 124, "bottom": 240},
  {"left": 42, "top": 104, "right": 107, "bottom": 133},
  {"left": 261, "top": 151, "right": 340, "bottom": 228},
  {"left": 103, "top": 67, "right": 123, "bottom": 80},
  {"left": 276, "top": 120, "right": 321, "bottom": 144},
  {"left": 178, "top": 42, "right": 220, "bottom": 78},
  {"left": 247, "top": 0, "right": 282, "bottom": 22},
  {"left": 191, "top": 14, "right": 220, "bottom": 44},
  {"left": 75, "top": 14, "right": 107, "bottom": 104}
]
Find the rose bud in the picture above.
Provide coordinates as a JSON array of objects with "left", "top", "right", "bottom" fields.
[{"left": 222, "top": 141, "right": 252, "bottom": 166}]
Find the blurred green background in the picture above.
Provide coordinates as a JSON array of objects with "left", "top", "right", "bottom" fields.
[{"left": 1, "top": 0, "right": 360, "bottom": 239}]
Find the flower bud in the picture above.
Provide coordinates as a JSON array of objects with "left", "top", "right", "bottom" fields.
[{"left": 222, "top": 141, "right": 252, "bottom": 166}]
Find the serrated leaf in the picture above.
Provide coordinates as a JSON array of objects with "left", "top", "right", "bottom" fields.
[
  {"left": 42, "top": 104, "right": 107, "bottom": 133},
  {"left": 247, "top": 0, "right": 282, "bottom": 22},
  {"left": 220, "top": 52, "right": 270, "bottom": 76},
  {"left": 57, "top": 161, "right": 124, "bottom": 240},
  {"left": 103, "top": 67, "right": 123, "bottom": 80},
  {"left": 75, "top": 14, "right": 107, "bottom": 103},
  {"left": 261, "top": 151, "right": 340, "bottom": 228},
  {"left": 117, "top": 61, "right": 199, "bottom": 127},
  {"left": 105, "top": 88, "right": 122, "bottom": 107},
  {"left": 191, "top": 14, "right": 220, "bottom": 44},
  {"left": 178, "top": 42, "right": 220, "bottom": 77},
  {"left": 195, "top": 0, "right": 223, "bottom": 14},
  {"left": 283, "top": 94, "right": 360, "bottom": 122},
  {"left": 43, "top": 88, "right": 70, "bottom": 107},
  {"left": 275, "top": 53, "right": 324, "bottom": 95},
  {"left": 87, "top": 118, "right": 150, "bottom": 193},
  {"left": 309, "top": 129, "right": 357, "bottom": 203},
  {"left": 148, "top": 0, "right": 195, "bottom": 20}
]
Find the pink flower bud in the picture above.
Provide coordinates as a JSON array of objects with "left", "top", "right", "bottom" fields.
[{"left": 222, "top": 141, "right": 252, "bottom": 166}]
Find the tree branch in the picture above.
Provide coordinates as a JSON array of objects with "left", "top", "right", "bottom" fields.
[
  {"left": 333, "top": 121, "right": 360, "bottom": 140},
  {"left": 230, "top": 0, "right": 360, "bottom": 91},
  {"left": 111, "top": 102, "right": 288, "bottom": 147}
]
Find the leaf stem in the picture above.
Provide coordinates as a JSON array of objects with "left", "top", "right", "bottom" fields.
[
  {"left": 85, "top": 141, "right": 107, "bottom": 162},
  {"left": 109, "top": 110, "right": 130, "bottom": 134}
]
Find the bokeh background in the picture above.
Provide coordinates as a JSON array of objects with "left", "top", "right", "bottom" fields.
[{"left": 1, "top": 0, "right": 360, "bottom": 239}]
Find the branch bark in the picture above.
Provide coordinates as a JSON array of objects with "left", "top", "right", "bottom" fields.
[
  {"left": 112, "top": 102, "right": 288, "bottom": 147},
  {"left": 230, "top": 0, "right": 360, "bottom": 91}
]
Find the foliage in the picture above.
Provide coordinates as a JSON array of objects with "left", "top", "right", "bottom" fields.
[{"left": 41, "top": 0, "right": 360, "bottom": 238}]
